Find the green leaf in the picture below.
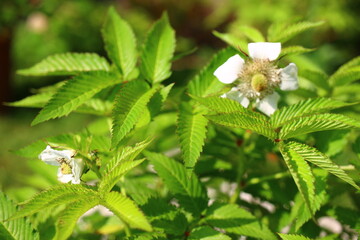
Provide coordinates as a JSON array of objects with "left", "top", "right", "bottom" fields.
[
  {"left": 205, "top": 202, "right": 277, "bottom": 240},
  {"left": 188, "top": 47, "right": 238, "bottom": 97},
  {"left": 54, "top": 198, "right": 99, "bottom": 240},
  {"left": 280, "top": 144, "right": 315, "bottom": 214},
  {"left": 212, "top": 31, "right": 248, "bottom": 53},
  {"left": 267, "top": 21, "right": 324, "bottom": 43},
  {"left": 280, "top": 46, "right": 315, "bottom": 58},
  {"left": 190, "top": 95, "right": 267, "bottom": 120},
  {"left": 6, "top": 92, "right": 52, "bottom": 108},
  {"left": 290, "top": 169, "right": 328, "bottom": 230},
  {"left": 17, "top": 53, "right": 110, "bottom": 76},
  {"left": 99, "top": 159, "right": 146, "bottom": 193},
  {"left": 140, "top": 12, "right": 175, "bottom": 83},
  {"left": 102, "top": 7, "right": 137, "bottom": 78},
  {"left": 32, "top": 71, "right": 120, "bottom": 125},
  {"left": 278, "top": 233, "right": 313, "bottom": 240},
  {"left": 0, "top": 192, "right": 39, "bottom": 240},
  {"left": 99, "top": 140, "right": 151, "bottom": 192},
  {"left": 111, "top": 80, "right": 158, "bottom": 147},
  {"left": 104, "top": 139, "right": 152, "bottom": 174},
  {"left": 329, "top": 66, "right": 360, "bottom": 86},
  {"left": 334, "top": 56, "right": 360, "bottom": 72},
  {"left": 299, "top": 69, "right": 330, "bottom": 91},
  {"left": 287, "top": 141, "right": 359, "bottom": 190},
  {"left": 206, "top": 113, "right": 276, "bottom": 140},
  {"left": 279, "top": 113, "right": 360, "bottom": 139},
  {"left": 189, "top": 226, "right": 231, "bottom": 240},
  {"left": 270, "top": 98, "right": 356, "bottom": 128},
  {"left": 238, "top": 25, "right": 265, "bottom": 42},
  {"left": 177, "top": 103, "right": 208, "bottom": 170},
  {"left": 102, "top": 191, "right": 152, "bottom": 231},
  {"left": 8, "top": 185, "right": 97, "bottom": 220},
  {"left": 144, "top": 152, "right": 208, "bottom": 217}
]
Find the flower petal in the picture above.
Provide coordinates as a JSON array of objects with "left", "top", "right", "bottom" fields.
[
  {"left": 57, "top": 168, "right": 73, "bottom": 183},
  {"left": 214, "top": 54, "right": 245, "bottom": 84},
  {"left": 255, "top": 92, "right": 280, "bottom": 116},
  {"left": 38, "top": 145, "right": 74, "bottom": 166},
  {"left": 71, "top": 158, "right": 84, "bottom": 184},
  {"left": 221, "top": 88, "right": 250, "bottom": 108},
  {"left": 248, "top": 42, "right": 281, "bottom": 61},
  {"left": 280, "top": 63, "right": 298, "bottom": 91}
]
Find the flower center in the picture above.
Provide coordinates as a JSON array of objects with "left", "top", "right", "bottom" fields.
[
  {"left": 60, "top": 163, "right": 72, "bottom": 174},
  {"left": 251, "top": 73, "right": 268, "bottom": 92}
]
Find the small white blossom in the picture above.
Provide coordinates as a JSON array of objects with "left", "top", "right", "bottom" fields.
[
  {"left": 214, "top": 42, "right": 298, "bottom": 116},
  {"left": 39, "top": 145, "right": 84, "bottom": 184}
]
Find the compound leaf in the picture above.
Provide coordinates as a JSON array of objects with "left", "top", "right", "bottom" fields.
[
  {"left": 140, "top": 12, "right": 175, "bottom": 84},
  {"left": 32, "top": 71, "right": 120, "bottom": 125},
  {"left": 145, "top": 152, "right": 208, "bottom": 217},
  {"left": 102, "top": 191, "right": 152, "bottom": 232},
  {"left": 102, "top": 7, "right": 137, "bottom": 78},
  {"left": 54, "top": 198, "right": 99, "bottom": 240},
  {"left": 0, "top": 192, "right": 39, "bottom": 240},
  {"left": 271, "top": 98, "right": 356, "bottom": 128},
  {"left": 177, "top": 103, "right": 208, "bottom": 170},
  {"left": 18, "top": 53, "right": 110, "bottom": 76},
  {"left": 8, "top": 185, "right": 97, "bottom": 220},
  {"left": 205, "top": 202, "right": 277, "bottom": 240},
  {"left": 287, "top": 141, "right": 359, "bottom": 190},
  {"left": 111, "top": 80, "right": 158, "bottom": 147}
]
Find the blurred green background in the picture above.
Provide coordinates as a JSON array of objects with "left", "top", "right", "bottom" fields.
[{"left": 1, "top": 0, "right": 360, "bottom": 197}]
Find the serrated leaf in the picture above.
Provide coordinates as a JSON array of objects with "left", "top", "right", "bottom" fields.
[
  {"left": 99, "top": 159, "right": 146, "bottom": 193},
  {"left": 279, "top": 113, "right": 360, "bottom": 139},
  {"left": 0, "top": 192, "right": 39, "bottom": 240},
  {"left": 148, "top": 83, "right": 174, "bottom": 118},
  {"left": 299, "top": 69, "right": 329, "bottom": 90},
  {"left": 329, "top": 66, "right": 360, "bottom": 86},
  {"left": 287, "top": 141, "right": 359, "bottom": 190},
  {"left": 32, "top": 71, "right": 120, "bottom": 125},
  {"left": 140, "top": 12, "right": 175, "bottom": 83},
  {"left": 177, "top": 103, "right": 208, "bottom": 170},
  {"left": 212, "top": 31, "right": 248, "bottom": 53},
  {"left": 267, "top": 21, "right": 324, "bottom": 43},
  {"left": 105, "top": 139, "right": 152, "bottom": 173},
  {"left": 111, "top": 80, "right": 158, "bottom": 147},
  {"left": 188, "top": 47, "right": 239, "bottom": 97},
  {"left": 189, "top": 226, "right": 231, "bottom": 240},
  {"left": 278, "top": 233, "right": 313, "bottom": 240},
  {"left": 8, "top": 185, "right": 97, "bottom": 220},
  {"left": 280, "top": 46, "right": 315, "bottom": 58},
  {"left": 334, "top": 56, "right": 360, "bottom": 73},
  {"left": 102, "top": 191, "right": 152, "bottom": 231},
  {"left": 280, "top": 144, "right": 315, "bottom": 214},
  {"left": 144, "top": 152, "right": 208, "bottom": 217},
  {"left": 190, "top": 95, "right": 267, "bottom": 120},
  {"left": 102, "top": 7, "right": 137, "bottom": 78},
  {"left": 18, "top": 53, "right": 110, "bottom": 76},
  {"left": 205, "top": 202, "right": 277, "bottom": 240},
  {"left": 206, "top": 113, "right": 276, "bottom": 140},
  {"left": 54, "top": 198, "right": 99, "bottom": 240},
  {"left": 6, "top": 92, "right": 52, "bottom": 108},
  {"left": 238, "top": 25, "right": 265, "bottom": 42},
  {"left": 290, "top": 169, "right": 328, "bottom": 230},
  {"left": 270, "top": 98, "right": 356, "bottom": 128}
]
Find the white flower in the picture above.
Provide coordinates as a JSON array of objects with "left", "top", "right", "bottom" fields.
[
  {"left": 39, "top": 145, "right": 84, "bottom": 184},
  {"left": 214, "top": 42, "right": 298, "bottom": 116}
]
